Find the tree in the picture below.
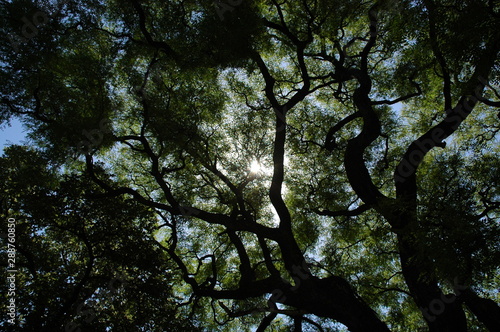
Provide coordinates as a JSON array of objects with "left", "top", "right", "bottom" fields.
[{"left": 1, "top": 0, "right": 499, "bottom": 331}]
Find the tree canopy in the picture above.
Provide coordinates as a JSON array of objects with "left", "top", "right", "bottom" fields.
[{"left": 1, "top": 0, "right": 500, "bottom": 331}]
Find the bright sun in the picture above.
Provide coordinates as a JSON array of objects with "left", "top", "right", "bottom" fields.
[{"left": 249, "top": 160, "right": 261, "bottom": 174}]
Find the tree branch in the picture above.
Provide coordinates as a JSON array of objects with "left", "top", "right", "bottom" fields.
[{"left": 314, "top": 204, "right": 371, "bottom": 217}]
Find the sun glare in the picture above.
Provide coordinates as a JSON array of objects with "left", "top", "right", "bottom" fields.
[{"left": 249, "top": 160, "right": 261, "bottom": 174}]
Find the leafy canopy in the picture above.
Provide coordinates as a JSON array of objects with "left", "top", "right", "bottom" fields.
[{"left": 1, "top": 0, "right": 500, "bottom": 331}]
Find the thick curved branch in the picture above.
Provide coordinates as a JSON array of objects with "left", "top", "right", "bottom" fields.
[
  {"left": 462, "top": 289, "right": 500, "bottom": 331},
  {"left": 325, "top": 111, "right": 361, "bottom": 151},
  {"left": 256, "top": 312, "right": 278, "bottom": 332},
  {"left": 257, "top": 235, "right": 280, "bottom": 278},
  {"left": 303, "top": 316, "right": 325, "bottom": 332},
  {"left": 252, "top": 50, "right": 310, "bottom": 236},
  {"left": 227, "top": 230, "right": 255, "bottom": 286},
  {"left": 343, "top": 5, "right": 389, "bottom": 206},
  {"left": 344, "top": 69, "right": 387, "bottom": 205},
  {"left": 394, "top": 39, "right": 500, "bottom": 192},
  {"left": 361, "top": 3, "right": 380, "bottom": 72},
  {"left": 391, "top": 37, "right": 500, "bottom": 330},
  {"left": 196, "top": 276, "right": 281, "bottom": 300}
]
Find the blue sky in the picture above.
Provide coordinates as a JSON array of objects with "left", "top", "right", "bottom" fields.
[{"left": 0, "top": 118, "right": 28, "bottom": 155}]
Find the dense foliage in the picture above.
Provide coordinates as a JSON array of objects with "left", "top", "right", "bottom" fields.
[{"left": 1, "top": 0, "right": 500, "bottom": 331}]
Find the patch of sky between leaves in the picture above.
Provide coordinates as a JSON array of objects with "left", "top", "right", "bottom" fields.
[{"left": 0, "top": 117, "right": 28, "bottom": 156}]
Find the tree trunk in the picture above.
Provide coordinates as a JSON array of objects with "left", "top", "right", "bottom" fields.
[
  {"left": 281, "top": 276, "right": 391, "bottom": 332},
  {"left": 462, "top": 289, "right": 500, "bottom": 331}
]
